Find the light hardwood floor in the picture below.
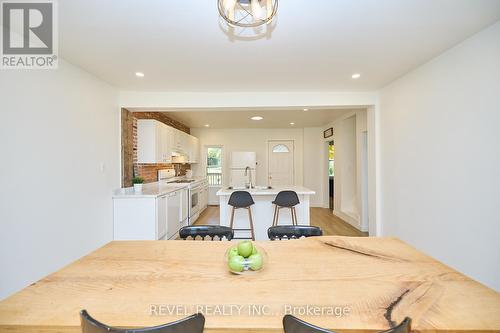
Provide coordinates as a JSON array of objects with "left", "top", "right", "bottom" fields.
[{"left": 195, "top": 206, "right": 368, "bottom": 237}]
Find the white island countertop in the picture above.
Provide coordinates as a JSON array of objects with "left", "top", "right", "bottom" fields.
[{"left": 216, "top": 185, "right": 315, "bottom": 196}]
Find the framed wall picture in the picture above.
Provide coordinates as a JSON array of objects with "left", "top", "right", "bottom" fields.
[{"left": 324, "top": 127, "right": 333, "bottom": 138}]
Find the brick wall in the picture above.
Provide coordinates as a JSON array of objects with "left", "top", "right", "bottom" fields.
[
  {"left": 121, "top": 109, "right": 192, "bottom": 187},
  {"left": 134, "top": 112, "right": 190, "bottom": 134}
]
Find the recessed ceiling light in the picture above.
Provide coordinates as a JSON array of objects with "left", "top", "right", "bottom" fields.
[
  {"left": 290, "top": 122, "right": 295, "bottom": 126},
  {"left": 351, "top": 73, "right": 361, "bottom": 79},
  {"left": 204, "top": 124, "right": 210, "bottom": 127},
  {"left": 303, "top": 108, "right": 309, "bottom": 112},
  {"left": 251, "top": 116, "right": 263, "bottom": 121},
  {"left": 135, "top": 72, "right": 145, "bottom": 77}
]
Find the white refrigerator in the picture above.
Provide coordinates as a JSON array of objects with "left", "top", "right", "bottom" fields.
[{"left": 230, "top": 152, "right": 257, "bottom": 187}]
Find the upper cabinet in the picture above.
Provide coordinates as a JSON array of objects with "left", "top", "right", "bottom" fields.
[
  {"left": 136, "top": 119, "right": 199, "bottom": 164},
  {"left": 187, "top": 135, "right": 199, "bottom": 163}
]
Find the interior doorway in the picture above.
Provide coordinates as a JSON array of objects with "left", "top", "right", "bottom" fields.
[
  {"left": 328, "top": 141, "right": 335, "bottom": 210},
  {"left": 268, "top": 140, "right": 294, "bottom": 186}
]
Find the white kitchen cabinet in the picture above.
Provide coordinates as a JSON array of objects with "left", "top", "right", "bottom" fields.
[
  {"left": 157, "top": 195, "right": 168, "bottom": 239},
  {"left": 187, "top": 136, "right": 200, "bottom": 163},
  {"left": 137, "top": 119, "right": 199, "bottom": 164},
  {"left": 113, "top": 189, "right": 185, "bottom": 240},
  {"left": 173, "top": 129, "right": 185, "bottom": 154},
  {"left": 137, "top": 120, "right": 173, "bottom": 164},
  {"left": 196, "top": 183, "right": 208, "bottom": 213},
  {"left": 166, "top": 190, "right": 181, "bottom": 240},
  {"left": 179, "top": 188, "right": 189, "bottom": 227},
  {"left": 162, "top": 126, "right": 175, "bottom": 163}
]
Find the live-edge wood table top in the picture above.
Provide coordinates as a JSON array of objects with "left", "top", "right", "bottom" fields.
[{"left": 0, "top": 237, "right": 499, "bottom": 333}]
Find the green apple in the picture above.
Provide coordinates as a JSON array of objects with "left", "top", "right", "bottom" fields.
[
  {"left": 237, "top": 240, "right": 254, "bottom": 258},
  {"left": 228, "top": 247, "right": 239, "bottom": 259},
  {"left": 228, "top": 255, "right": 245, "bottom": 272},
  {"left": 251, "top": 245, "right": 258, "bottom": 255},
  {"left": 248, "top": 253, "right": 263, "bottom": 271}
]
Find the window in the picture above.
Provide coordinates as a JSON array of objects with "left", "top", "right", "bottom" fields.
[
  {"left": 206, "top": 147, "right": 223, "bottom": 185},
  {"left": 272, "top": 144, "right": 290, "bottom": 153}
]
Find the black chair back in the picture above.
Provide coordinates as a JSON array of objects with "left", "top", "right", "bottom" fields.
[
  {"left": 80, "top": 310, "right": 205, "bottom": 333},
  {"left": 268, "top": 225, "right": 323, "bottom": 240},
  {"left": 283, "top": 315, "right": 411, "bottom": 333},
  {"left": 179, "top": 225, "right": 234, "bottom": 241},
  {"left": 228, "top": 191, "right": 255, "bottom": 208},
  {"left": 272, "top": 191, "right": 300, "bottom": 207}
]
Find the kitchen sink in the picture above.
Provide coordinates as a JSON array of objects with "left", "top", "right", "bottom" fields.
[{"left": 227, "top": 186, "right": 272, "bottom": 190}]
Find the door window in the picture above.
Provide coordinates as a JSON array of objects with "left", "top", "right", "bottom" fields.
[{"left": 206, "top": 147, "right": 223, "bottom": 185}]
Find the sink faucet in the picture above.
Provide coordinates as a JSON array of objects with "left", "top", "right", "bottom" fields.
[{"left": 245, "top": 166, "right": 253, "bottom": 189}]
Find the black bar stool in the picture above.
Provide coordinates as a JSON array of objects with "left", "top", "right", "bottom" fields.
[
  {"left": 228, "top": 191, "right": 255, "bottom": 240},
  {"left": 272, "top": 191, "right": 300, "bottom": 226}
]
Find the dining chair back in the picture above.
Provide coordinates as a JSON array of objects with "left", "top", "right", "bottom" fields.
[
  {"left": 179, "top": 225, "right": 234, "bottom": 241},
  {"left": 268, "top": 225, "right": 323, "bottom": 240},
  {"left": 283, "top": 315, "right": 411, "bottom": 333},
  {"left": 80, "top": 310, "right": 205, "bottom": 333}
]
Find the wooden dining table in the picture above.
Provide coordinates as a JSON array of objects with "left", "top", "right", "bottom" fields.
[{"left": 0, "top": 236, "right": 499, "bottom": 333}]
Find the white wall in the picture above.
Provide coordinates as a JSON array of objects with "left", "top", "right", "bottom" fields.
[
  {"left": 0, "top": 60, "right": 119, "bottom": 299},
  {"left": 303, "top": 127, "right": 326, "bottom": 207},
  {"left": 120, "top": 91, "right": 377, "bottom": 109},
  {"left": 191, "top": 128, "right": 304, "bottom": 188},
  {"left": 321, "top": 110, "right": 369, "bottom": 231},
  {"left": 379, "top": 21, "right": 500, "bottom": 290}
]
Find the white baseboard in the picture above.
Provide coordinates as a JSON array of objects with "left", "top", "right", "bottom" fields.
[{"left": 333, "top": 210, "right": 367, "bottom": 232}]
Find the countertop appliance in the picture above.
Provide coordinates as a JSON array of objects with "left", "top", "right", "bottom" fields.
[{"left": 230, "top": 152, "right": 257, "bottom": 188}]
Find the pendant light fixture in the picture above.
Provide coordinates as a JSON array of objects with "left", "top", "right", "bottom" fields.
[{"left": 218, "top": 0, "right": 278, "bottom": 28}]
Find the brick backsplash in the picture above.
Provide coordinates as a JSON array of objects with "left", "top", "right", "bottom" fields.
[{"left": 121, "top": 109, "right": 191, "bottom": 187}]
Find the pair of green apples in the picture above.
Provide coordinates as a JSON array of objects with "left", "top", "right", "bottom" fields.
[{"left": 228, "top": 240, "right": 263, "bottom": 272}]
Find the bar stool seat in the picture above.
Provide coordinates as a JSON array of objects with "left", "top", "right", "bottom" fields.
[
  {"left": 272, "top": 190, "right": 300, "bottom": 226},
  {"left": 229, "top": 191, "right": 255, "bottom": 240}
]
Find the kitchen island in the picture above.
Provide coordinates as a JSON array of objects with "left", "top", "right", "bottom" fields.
[{"left": 217, "top": 186, "right": 315, "bottom": 240}]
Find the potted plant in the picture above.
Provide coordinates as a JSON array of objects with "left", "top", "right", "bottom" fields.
[{"left": 132, "top": 177, "right": 144, "bottom": 193}]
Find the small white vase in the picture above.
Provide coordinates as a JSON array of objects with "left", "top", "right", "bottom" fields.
[{"left": 133, "top": 183, "right": 143, "bottom": 193}]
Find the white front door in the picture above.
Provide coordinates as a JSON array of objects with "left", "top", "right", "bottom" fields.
[{"left": 268, "top": 140, "right": 294, "bottom": 186}]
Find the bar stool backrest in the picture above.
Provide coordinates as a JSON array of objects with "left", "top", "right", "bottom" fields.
[
  {"left": 273, "top": 191, "right": 300, "bottom": 207},
  {"left": 228, "top": 191, "right": 255, "bottom": 208}
]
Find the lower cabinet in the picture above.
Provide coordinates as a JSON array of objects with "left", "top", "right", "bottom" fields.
[
  {"left": 166, "top": 190, "right": 180, "bottom": 240},
  {"left": 113, "top": 190, "right": 183, "bottom": 240}
]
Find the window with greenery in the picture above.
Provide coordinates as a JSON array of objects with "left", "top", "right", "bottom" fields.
[
  {"left": 328, "top": 142, "right": 335, "bottom": 177},
  {"left": 207, "top": 147, "right": 223, "bottom": 185}
]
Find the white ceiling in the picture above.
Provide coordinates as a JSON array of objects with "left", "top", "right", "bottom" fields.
[
  {"left": 159, "top": 107, "right": 359, "bottom": 129},
  {"left": 59, "top": 1, "right": 500, "bottom": 92}
]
